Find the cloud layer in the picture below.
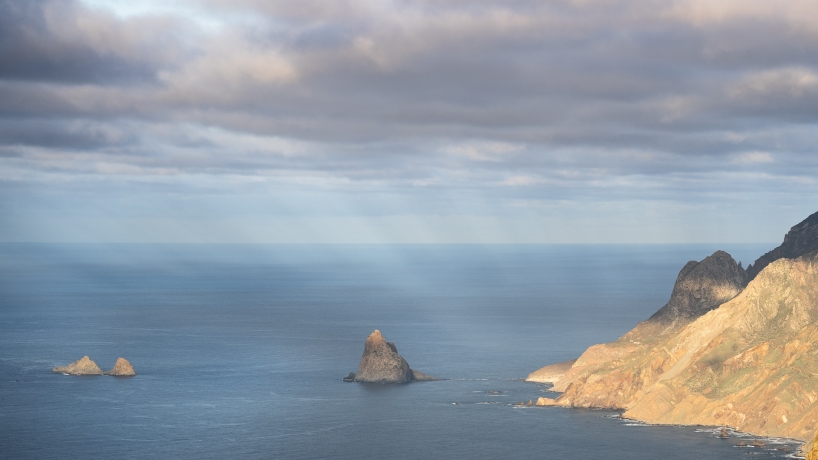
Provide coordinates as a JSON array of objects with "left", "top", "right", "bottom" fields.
[{"left": 1, "top": 0, "right": 817, "bottom": 242}]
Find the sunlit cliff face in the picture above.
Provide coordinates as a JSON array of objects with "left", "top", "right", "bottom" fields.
[
  {"left": 1, "top": 0, "right": 817, "bottom": 243},
  {"left": 535, "top": 253, "right": 818, "bottom": 442}
]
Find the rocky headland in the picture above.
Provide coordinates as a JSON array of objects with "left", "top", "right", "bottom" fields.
[
  {"left": 347, "top": 330, "right": 438, "bottom": 383},
  {"left": 528, "top": 210, "right": 818, "bottom": 446},
  {"left": 528, "top": 250, "right": 749, "bottom": 388},
  {"left": 54, "top": 356, "right": 135, "bottom": 376},
  {"left": 525, "top": 359, "right": 576, "bottom": 384}
]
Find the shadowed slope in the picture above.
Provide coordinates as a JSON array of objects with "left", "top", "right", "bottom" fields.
[{"left": 747, "top": 210, "right": 818, "bottom": 280}]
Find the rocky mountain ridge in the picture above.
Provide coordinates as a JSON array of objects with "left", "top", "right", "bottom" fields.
[
  {"left": 534, "top": 251, "right": 818, "bottom": 441},
  {"left": 747, "top": 210, "right": 818, "bottom": 280},
  {"left": 527, "top": 210, "right": 818, "bottom": 445}
]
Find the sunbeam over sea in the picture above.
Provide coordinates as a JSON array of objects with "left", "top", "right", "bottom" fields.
[{"left": 0, "top": 243, "right": 802, "bottom": 459}]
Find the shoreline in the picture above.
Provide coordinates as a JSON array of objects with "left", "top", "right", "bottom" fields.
[{"left": 526, "top": 387, "right": 808, "bottom": 455}]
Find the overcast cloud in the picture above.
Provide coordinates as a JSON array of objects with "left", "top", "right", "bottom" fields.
[{"left": 1, "top": 0, "right": 817, "bottom": 243}]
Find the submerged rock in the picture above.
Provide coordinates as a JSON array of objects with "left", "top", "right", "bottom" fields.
[
  {"left": 410, "top": 369, "right": 437, "bottom": 381},
  {"left": 350, "top": 330, "right": 438, "bottom": 383},
  {"left": 104, "top": 357, "right": 136, "bottom": 376},
  {"left": 53, "top": 356, "right": 103, "bottom": 375}
]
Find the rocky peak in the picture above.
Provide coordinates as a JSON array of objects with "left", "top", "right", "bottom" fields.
[
  {"left": 646, "top": 250, "right": 748, "bottom": 328},
  {"left": 747, "top": 210, "right": 818, "bottom": 280},
  {"left": 349, "top": 330, "right": 437, "bottom": 383},
  {"left": 104, "top": 357, "right": 136, "bottom": 376},
  {"left": 354, "top": 329, "right": 414, "bottom": 383}
]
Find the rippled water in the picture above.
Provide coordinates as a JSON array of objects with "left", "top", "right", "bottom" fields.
[{"left": 0, "top": 243, "right": 802, "bottom": 459}]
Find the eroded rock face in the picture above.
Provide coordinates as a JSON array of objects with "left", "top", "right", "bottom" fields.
[
  {"left": 747, "top": 210, "right": 818, "bottom": 280},
  {"left": 53, "top": 356, "right": 103, "bottom": 375},
  {"left": 351, "top": 330, "right": 437, "bottom": 383},
  {"left": 104, "top": 357, "right": 136, "bottom": 376}
]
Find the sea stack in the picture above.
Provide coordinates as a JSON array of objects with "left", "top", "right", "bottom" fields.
[
  {"left": 104, "top": 357, "right": 136, "bottom": 376},
  {"left": 52, "top": 356, "right": 104, "bottom": 375},
  {"left": 349, "top": 330, "right": 437, "bottom": 383}
]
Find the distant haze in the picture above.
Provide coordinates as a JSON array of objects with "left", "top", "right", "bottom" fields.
[{"left": 1, "top": 0, "right": 816, "bottom": 243}]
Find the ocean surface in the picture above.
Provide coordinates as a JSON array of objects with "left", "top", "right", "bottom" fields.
[{"left": 0, "top": 243, "right": 805, "bottom": 459}]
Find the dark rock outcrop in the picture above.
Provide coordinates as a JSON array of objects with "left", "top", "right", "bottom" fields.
[
  {"left": 53, "top": 356, "right": 104, "bottom": 375},
  {"left": 350, "top": 330, "right": 437, "bottom": 383},
  {"left": 746, "top": 210, "right": 818, "bottom": 280},
  {"left": 104, "top": 357, "right": 136, "bottom": 376},
  {"left": 643, "top": 250, "right": 747, "bottom": 330}
]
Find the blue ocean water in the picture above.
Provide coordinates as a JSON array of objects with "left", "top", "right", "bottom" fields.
[{"left": 0, "top": 243, "right": 803, "bottom": 459}]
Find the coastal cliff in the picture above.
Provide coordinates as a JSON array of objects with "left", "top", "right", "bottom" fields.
[
  {"left": 528, "top": 250, "right": 747, "bottom": 387},
  {"left": 350, "top": 330, "right": 437, "bottom": 383},
  {"left": 534, "top": 251, "right": 818, "bottom": 440},
  {"left": 529, "top": 211, "right": 818, "bottom": 442}
]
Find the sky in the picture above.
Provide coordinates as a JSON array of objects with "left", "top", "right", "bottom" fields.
[{"left": 1, "top": 0, "right": 817, "bottom": 243}]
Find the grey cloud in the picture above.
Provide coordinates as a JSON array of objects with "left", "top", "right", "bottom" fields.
[
  {"left": 0, "top": 0, "right": 194, "bottom": 84},
  {"left": 0, "top": 118, "right": 137, "bottom": 150},
  {"left": 1, "top": 0, "right": 818, "bottom": 214}
]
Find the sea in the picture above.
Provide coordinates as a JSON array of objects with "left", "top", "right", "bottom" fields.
[{"left": 0, "top": 243, "right": 805, "bottom": 459}]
